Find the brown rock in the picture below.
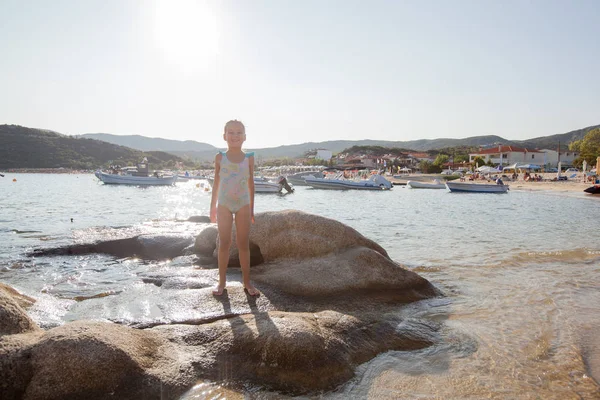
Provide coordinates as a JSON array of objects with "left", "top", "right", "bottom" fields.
[{"left": 0, "top": 286, "right": 40, "bottom": 336}]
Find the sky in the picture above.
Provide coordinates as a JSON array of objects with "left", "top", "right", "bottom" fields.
[{"left": 1, "top": 0, "right": 599, "bottom": 149}]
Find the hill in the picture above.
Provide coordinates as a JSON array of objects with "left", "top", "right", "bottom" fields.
[
  {"left": 0, "top": 125, "right": 189, "bottom": 170},
  {"left": 82, "top": 125, "right": 600, "bottom": 161},
  {"left": 2, "top": 123, "right": 598, "bottom": 168},
  {"left": 80, "top": 133, "right": 217, "bottom": 152}
]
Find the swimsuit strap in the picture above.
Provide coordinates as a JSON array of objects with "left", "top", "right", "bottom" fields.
[{"left": 245, "top": 152, "right": 254, "bottom": 158}]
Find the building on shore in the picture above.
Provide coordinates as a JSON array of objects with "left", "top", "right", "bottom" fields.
[{"left": 468, "top": 145, "right": 578, "bottom": 168}]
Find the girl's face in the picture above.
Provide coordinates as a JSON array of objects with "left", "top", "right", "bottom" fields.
[{"left": 223, "top": 122, "right": 245, "bottom": 148}]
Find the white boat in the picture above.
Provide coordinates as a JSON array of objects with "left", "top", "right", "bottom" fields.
[
  {"left": 406, "top": 179, "right": 446, "bottom": 189},
  {"left": 445, "top": 181, "right": 509, "bottom": 193},
  {"left": 304, "top": 174, "right": 393, "bottom": 190},
  {"left": 253, "top": 176, "right": 285, "bottom": 193},
  {"left": 95, "top": 170, "right": 177, "bottom": 186},
  {"left": 95, "top": 159, "right": 177, "bottom": 186},
  {"left": 285, "top": 170, "right": 324, "bottom": 186},
  {"left": 207, "top": 176, "right": 293, "bottom": 194}
]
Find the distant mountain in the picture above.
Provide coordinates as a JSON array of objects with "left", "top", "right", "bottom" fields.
[
  {"left": 80, "top": 125, "right": 600, "bottom": 162},
  {"left": 0, "top": 125, "right": 189, "bottom": 169},
  {"left": 512, "top": 125, "right": 598, "bottom": 150},
  {"left": 81, "top": 133, "right": 217, "bottom": 152},
  {"left": 2, "top": 123, "right": 598, "bottom": 168}
]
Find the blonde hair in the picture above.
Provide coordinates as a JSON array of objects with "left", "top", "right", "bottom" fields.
[{"left": 224, "top": 120, "right": 245, "bottom": 134}]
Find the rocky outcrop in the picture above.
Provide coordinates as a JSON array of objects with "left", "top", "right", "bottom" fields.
[
  {"left": 0, "top": 284, "right": 40, "bottom": 336},
  {"left": 28, "top": 234, "right": 195, "bottom": 260},
  {"left": 2, "top": 210, "right": 442, "bottom": 399}
]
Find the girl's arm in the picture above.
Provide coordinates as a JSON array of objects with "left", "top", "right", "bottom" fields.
[
  {"left": 248, "top": 155, "right": 255, "bottom": 223},
  {"left": 210, "top": 153, "right": 222, "bottom": 223}
]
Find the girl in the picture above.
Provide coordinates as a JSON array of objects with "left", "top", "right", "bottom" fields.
[{"left": 210, "top": 120, "right": 259, "bottom": 296}]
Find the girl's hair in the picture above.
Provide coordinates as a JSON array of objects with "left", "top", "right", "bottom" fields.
[{"left": 224, "top": 120, "right": 245, "bottom": 134}]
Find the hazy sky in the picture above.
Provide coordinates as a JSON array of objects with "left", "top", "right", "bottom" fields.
[{"left": 1, "top": 0, "right": 598, "bottom": 149}]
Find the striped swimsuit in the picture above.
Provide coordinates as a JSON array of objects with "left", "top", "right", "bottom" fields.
[{"left": 217, "top": 151, "right": 254, "bottom": 213}]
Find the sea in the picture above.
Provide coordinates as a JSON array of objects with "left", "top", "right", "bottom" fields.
[{"left": 1, "top": 173, "right": 600, "bottom": 399}]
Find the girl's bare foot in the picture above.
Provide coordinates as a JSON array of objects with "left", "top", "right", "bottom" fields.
[
  {"left": 212, "top": 285, "right": 225, "bottom": 296},
  {"left": 244, "top": 284, "right": 260, "bottom": 297}
]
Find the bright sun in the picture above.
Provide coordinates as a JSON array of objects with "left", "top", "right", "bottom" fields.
[{"left": 153, "top": 0, "right": 219, "bottom": 72}]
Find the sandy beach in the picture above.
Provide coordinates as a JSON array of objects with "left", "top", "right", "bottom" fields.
[{"left": 391, "top": 173, "right": 598, "bottom": 194}]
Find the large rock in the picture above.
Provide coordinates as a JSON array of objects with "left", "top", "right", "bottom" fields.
[
  {"left": 28, "top": 234, "right": 195, "bottom": 260},
  {"left": 2, "top": 210, "right": 443, "bottom": 398},
  {"left": 193, "top": 224, "right": 218, "bottom": 256},
  {"left": 157, "top": 308, "right": 439, "bottom": 393},
  {"left": 0, "top": 283, "right": 36, "bottom": 309},
  {"left": 0, "top": 321, "right": 188, "bottom": 400},
  {"left": 246, "top": 210, "right": 390, "bottom": 261},
  {"left": 0, "top": 285, "right": 40, "bottom": 336},
  {"left": 252, "top": 246, "right": 437, "bottom": 301},
  {"left": 201, "top": 210, "right": 390, "bottom": 266}
]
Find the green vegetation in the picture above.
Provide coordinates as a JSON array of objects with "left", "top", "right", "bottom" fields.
[
  {"left": 569, "top": 127, "right": 600, "bottom": 168},
  {"left": 433, "top": 154, "right": 449, "bottom": 166},
  {"left": 339, "top": 145, "right": 413, "bottom": 156},
  {"left": 0, "top": 125, "right": 200, "bottom": 170}
]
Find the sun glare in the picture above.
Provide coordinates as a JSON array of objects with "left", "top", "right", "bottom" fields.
[{"left": 153, "top": 0, "right": 219, "bottom": 73}]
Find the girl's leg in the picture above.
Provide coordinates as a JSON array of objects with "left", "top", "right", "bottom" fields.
[
  {"left": 234, "top": 205, "right": 258, "bottom": 296},
  {"left": 213, "top": 205, "right": 233, "bottom": 295}
]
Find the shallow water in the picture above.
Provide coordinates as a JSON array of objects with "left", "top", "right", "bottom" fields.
[{"left": 1, "top": 174, "right": 600, "bottom": 398}]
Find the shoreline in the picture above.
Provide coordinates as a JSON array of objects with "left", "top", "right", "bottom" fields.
[
  {"left": 2, "top": 170, "right": 598, "bottom": 195},
  {"left": 391, "top": 173, "right": 597, "bottom": 194},
  {"left": 1, "top": 168, "right": 94, "bottom": 174}
]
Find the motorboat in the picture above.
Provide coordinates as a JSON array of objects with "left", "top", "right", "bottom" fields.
[
  {"left": 207, "top": 176, "right": 293, "bottom": 194},
  {"left": 285, "top": 170, "right": 324, "bottom": 186},
  {"left": 94, "top": 159, "right": 177, "bottom": 186},
  {"left": 406, "top": 179, "right": 446, "bottom": 189},
  {"left": 584, "top": 185, "right": 600, "bottom": 194},
  {"left": 445, "top": 181, "right": 509, "bottom": 193},
  {"left": 95, "top": 170, "right": 177, "bottom": 186},
  {"left": 253, "top": 176, "right": 294, "bottom": 193},
  {"left": 303, "top": 173, "right": 393, "bottom": 190}
]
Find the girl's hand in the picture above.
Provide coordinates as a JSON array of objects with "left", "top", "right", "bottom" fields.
[{"left": 210, "top": 206, "right": 217, "bottom": 223}]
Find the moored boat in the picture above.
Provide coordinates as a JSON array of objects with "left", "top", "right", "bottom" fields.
[
  {"left": 584, "top": 185, "right": 600, "bottom": 194},
  {"left": 445, "top": 181, "right": 509, "bottom": 193},
  {"left": 94, "top": 159, "right": 177, "bottom": 186},
  {"left": 285, "top": 170, "right": 324, "bottom": 186},
  {"left": 95, "top": 170, "right": 177, "bottom": 186},
  {"left": 406, "top": 179, "right": 446, "bottom": 189},
  {"left": 304, "top": 174, "right": 392, "bottom": 190},
  {"left": 207, "top": 176, "right": 293, "bottom": 194}
]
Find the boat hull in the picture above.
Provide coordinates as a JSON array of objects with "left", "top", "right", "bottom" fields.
[
  {"left": 584, "top": 185, "right": 600, "bottom": 194},
  {"left": 304, "top": 175, "right": 392, "bottom": 190},
  {"left": 286, "top": 171, "right": 324, "bottom": 186},
  {"left": 406, "top": 180, "right": 446, "bottom": 189},
  {"left": 445, "top": 181, "right": 509, "bottom": 193},
  {"left": 95, "top": 171, "right": 177, "bottom": 186},
  {"left": 207, "top": 177, "right": 283, "bottom": 193}
]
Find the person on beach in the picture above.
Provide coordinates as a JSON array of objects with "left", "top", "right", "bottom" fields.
[{"left": 210, "top": 120, "right": 259, "bottom": 297}]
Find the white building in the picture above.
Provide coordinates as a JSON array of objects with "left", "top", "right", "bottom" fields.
[
  {"left": 469, "top": 145, "right": 545, "bottom": 167},
  {"left": 538, "top": 149, "right": 579, "bottom": 167}
]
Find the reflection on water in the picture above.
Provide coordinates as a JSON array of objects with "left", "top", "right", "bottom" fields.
[{"left": 1, "top": 174, "right": 600, "bottom": 398}]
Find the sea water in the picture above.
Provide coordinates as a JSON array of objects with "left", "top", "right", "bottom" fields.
[{"left": 1, "top": 173, "right": 599, "bottom": 398}]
